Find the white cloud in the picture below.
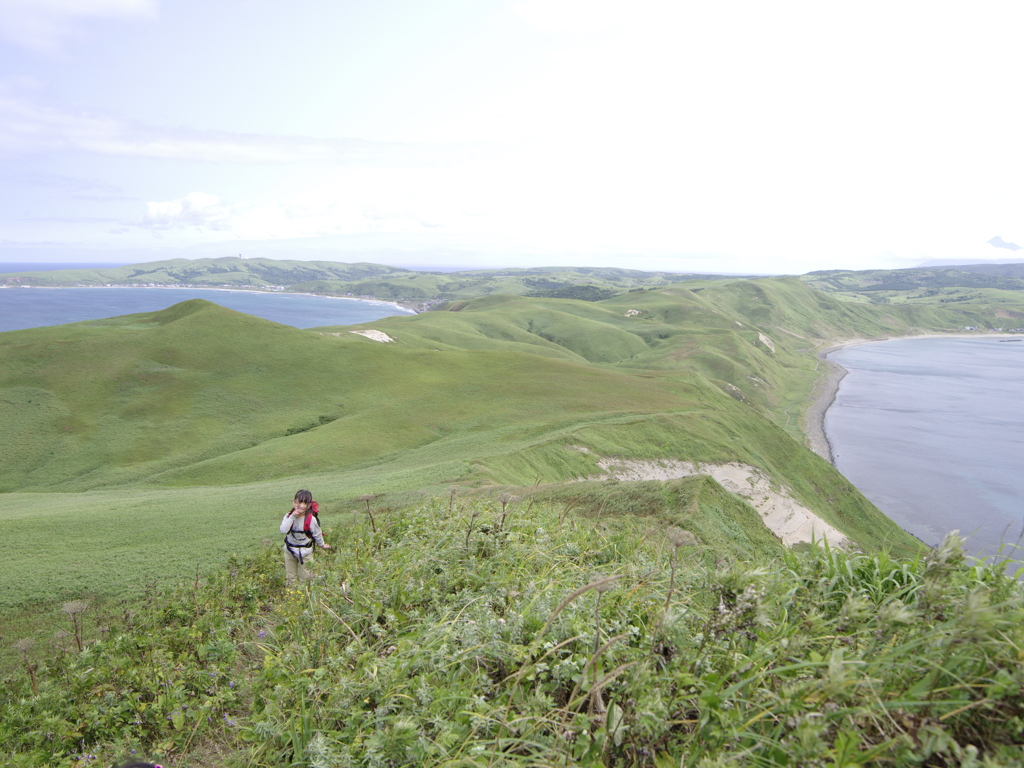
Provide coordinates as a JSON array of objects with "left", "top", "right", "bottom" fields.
[
  {"left": 0, "top": 0, "right": 157, "bottom": 53},
  {"left": 138, "top": 166, "right": 491, "bottom": 241},
  {"left": 142, "top": 192, "right": 233, "bottom": 232}
]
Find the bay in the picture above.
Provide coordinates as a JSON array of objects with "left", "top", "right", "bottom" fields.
[
  {"left": 826, "top": 337, "right": 1024, "bottom": 561},
  {"left": 0, "top": 286, "right": 414, "bottom": 333}
]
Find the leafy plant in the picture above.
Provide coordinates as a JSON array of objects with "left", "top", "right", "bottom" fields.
[{"left": 3, "top": 500, "right": 1023, "bottom": 768}]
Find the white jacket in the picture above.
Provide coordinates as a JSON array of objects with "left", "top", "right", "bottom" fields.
[{"left": 281, "top": 513, "right": 325, "bottom": 561}]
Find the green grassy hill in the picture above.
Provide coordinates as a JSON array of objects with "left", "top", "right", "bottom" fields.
[
  {"left": 7, "top": 275, "right": 1024, "bottom": 610},
  {"left": 0, "top": 291, "right": 912, "bottom": 606},
  {"left": 342, "top": 277, "right": 1024, "bottom": 432},
  {"left": 799, "top": 263, "right": 1024, "bottom": 311},
  {"left": 4, "top": 273, "right": 1024, "bottom": 766}
]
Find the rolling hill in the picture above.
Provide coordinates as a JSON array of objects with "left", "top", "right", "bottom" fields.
[
  {"left": 7, "top": 274, "right": 1024, "bottom": 607},
  {"left": 9, "top": 256, "right": 1024, "bottom": 313},
  {"left": 5, "top": 272, "right": 1024, "bottom": 766},
  {"left": 800, "top": 263, "right": 1024, "bottom": 309}
]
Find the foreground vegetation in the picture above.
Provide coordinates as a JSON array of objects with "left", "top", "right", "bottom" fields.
[{"left": 3, "top": 495, "right": 1022, "bottom": 767}]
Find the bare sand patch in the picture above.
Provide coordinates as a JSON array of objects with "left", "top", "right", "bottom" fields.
[
  {"left": 591, "top": 457, "right": 849, "bottom": 548},
  {"left": 350, "top": 330, "right": 394, "bottom": 343},
  {"left": 757, "top": 332, "right": 776, "bottom": 353}
]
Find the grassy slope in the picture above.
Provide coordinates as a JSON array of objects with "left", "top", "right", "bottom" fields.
[
  {"left": 345, "top": 278, "right": 1024, "bottom": 430},
  {"left": 8, "top": 276, "right": 1024, "bottom": 607},
  {"left": 0, "top": 300, "right": 693, "bottom": 492},
  {"left": 4, "top": 267, "right": 1024, "bottom": 765}
]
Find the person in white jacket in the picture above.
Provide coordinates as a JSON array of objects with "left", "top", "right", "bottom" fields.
[{"left": 280, "top": 489, "right": 330, "bottom": 586}]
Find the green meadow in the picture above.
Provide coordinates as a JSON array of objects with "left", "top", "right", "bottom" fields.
[
  {"left": 4, "top": 265, "right": 1024, "bottom": 766},
  {"left": 1, "top": 277, "right": 961, "bottom": 608}
]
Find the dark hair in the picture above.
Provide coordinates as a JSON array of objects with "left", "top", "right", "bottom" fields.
[
  {"left": 112, "top": 761, "right": 162, "bottom": 768},
  {"left": 294, "top": 489, "right": 313, "bottom": 505}
]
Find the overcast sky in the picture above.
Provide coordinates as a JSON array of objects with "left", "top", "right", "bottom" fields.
[{"left": 1, "top": 0, "right": 1022, "bottom": 274}]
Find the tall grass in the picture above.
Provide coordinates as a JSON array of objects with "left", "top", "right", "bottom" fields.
[{"left": 3, "top": 497, "right": 1022, "bottom": 767}]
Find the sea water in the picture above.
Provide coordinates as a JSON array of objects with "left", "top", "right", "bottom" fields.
[
  {"left": 826, "top": 337, "right": 1024, "bottom": 561},
  {"left": 0, "top": 286, "right": 413, "bottom": 332}
]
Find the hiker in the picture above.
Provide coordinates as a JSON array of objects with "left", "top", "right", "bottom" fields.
[{"left": 280, "top": 489, "right": 330, "bottom": 586}]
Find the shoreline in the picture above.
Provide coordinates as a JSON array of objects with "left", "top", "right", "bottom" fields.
[
  {"left": 0, "top": 284, "right": 418, "bottom": 315},
  {"left": 803, "top": 332, "right": 1021, "bottom": 464}
]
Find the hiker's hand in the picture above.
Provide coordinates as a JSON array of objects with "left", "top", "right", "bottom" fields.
[{"left": 322, "top": 544, "right": 331, "bottom": 550}]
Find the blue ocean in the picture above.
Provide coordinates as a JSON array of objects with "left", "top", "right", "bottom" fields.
[
  {"left": 826, "top": 337, "right": 1024, "bottom": 562},
  {"left": 0, "top": 286, "right": 414, "bottom": 333}
]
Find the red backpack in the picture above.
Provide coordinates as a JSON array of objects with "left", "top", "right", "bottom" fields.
[{"left": 300, "top": 501, "right": 320, "bottom": 536}]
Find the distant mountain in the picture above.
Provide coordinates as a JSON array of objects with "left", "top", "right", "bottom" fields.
[
  {"left": 908, "top": 262, "right": 1024, "bottom": 277},
  {"left": 944, "top": 262, "right": 1024, "bottom": 277},
  {"left": 915, "top": 257, "right": 1024, "bottom": 267},
  {"left": 0, "top": 257, "right": 757, "bottom": 307},
  {"left": 802, "top": 263, "right": 1024, "bottom": 303}
]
